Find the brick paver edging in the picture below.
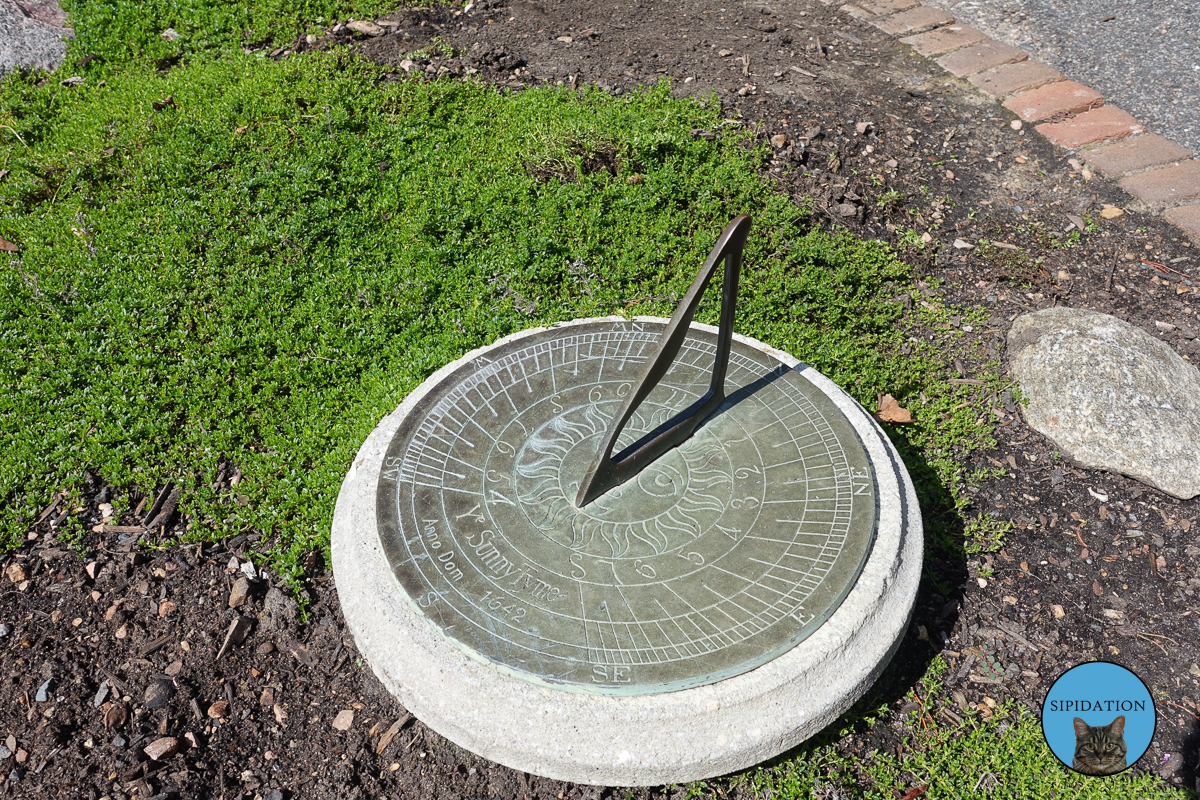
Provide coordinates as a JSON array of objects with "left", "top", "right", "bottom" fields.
[{"left": 831, "top": 0, "right": 1200, "bottom": 246}]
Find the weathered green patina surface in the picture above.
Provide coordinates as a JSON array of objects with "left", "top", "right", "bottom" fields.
[{"left": 377, "top": 320, "right": 876, "bottom": 694}]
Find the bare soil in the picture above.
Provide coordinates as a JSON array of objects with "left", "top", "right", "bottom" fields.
[{"left": 3, "top": 0, "right": 1200, "bottom": 798}]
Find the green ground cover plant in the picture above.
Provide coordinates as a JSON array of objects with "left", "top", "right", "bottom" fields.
[
  {"left": 1, "top": 50, "right": 994, "bottom": 582},
  {"left": 730, "top": 658, "right": 1153, "bottom": 799},
  {"left": 743, "top": 663, "right": 1174, "bottom": 799},
  {"left": 60, "top": 0, "right": 393, "bottom": 72}
]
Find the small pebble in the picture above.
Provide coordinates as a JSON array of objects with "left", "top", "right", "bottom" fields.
[
  {"left": 35, "top": 679, "right": 51, "bottom": 703},
  {"left": 112, "top": 735, "right": 126, "bottom": 748},
  {"left": 143, "top": 736, "right": 178, "bottom": 760},
  {"left": 93, "top": 681, "right": 109, "bottom": 708},
  {"left": 228, "top": 576, "right": 251, "bottom": 608},
  {"left": 144, "top": 679, "right": 174, "bottom": 710}
]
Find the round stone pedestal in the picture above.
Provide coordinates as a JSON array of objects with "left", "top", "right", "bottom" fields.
[{"left": 332, "top": 319, "right": 921, "bottom": 785}]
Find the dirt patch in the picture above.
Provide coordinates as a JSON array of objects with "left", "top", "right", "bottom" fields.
[{"left": 4, "top": 0, "right": 1200, "bottom": 797}]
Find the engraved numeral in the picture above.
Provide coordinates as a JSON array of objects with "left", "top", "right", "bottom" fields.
[
  {"left": 715, "top": 523, "right": 742, "bottom": 540},
  {"left": 489, "top": 489, "right": 516, "bottom": 507}
]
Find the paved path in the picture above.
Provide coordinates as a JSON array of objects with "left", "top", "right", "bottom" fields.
[{"left": 920, "top": 0, "right": 1200, "bottom": 155}]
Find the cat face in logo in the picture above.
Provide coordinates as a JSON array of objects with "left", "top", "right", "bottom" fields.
[{"left": 1072, "top": 715, "right": 1127, "bottom": 775}]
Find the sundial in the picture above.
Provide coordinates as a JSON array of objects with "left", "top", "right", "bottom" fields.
[{"left": 333, "top": 216, "right": 922, "bottom": 785}]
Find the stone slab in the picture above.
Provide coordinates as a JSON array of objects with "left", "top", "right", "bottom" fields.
[
  {"left": 332, "top": 318, "right": 923, "bottom": 785},
  {"left": 1164, "top": 204, "right": 1200, "bottom": 247},
  {"left": 1035, "top": 106, "right": 1146, "bottom": 149},
  {"left": 1003, "top": 81, "right": 1104, "bottom": 123},
  {"left": 900, "top": 24, "right": 987, "bottom": 56},
  {"left": 870, "top": 5, "right": 954, "bottom": 35},
  {"left": 1083, "top": 134, "right": 1194, "bottom": 177},
  {"left": 840, "top": 3, "right": 875, "bottom": 21},
  {"left": 0, "top": 0, "right": 72, "bottom": 75},
  {"left": 1009, "top": 307, "right": 1200, "bottom": 500},
  {"left": 968, "top": 60, "right": 1064, "bottom": 97},
  {"left": 936, "top": 40, "right": 1028, "bottom": 77},
  {"left": 857, "top": 0, "right": 919, "bottom": 15},
  {"left": 1118, "top": 161, "right": 1200, "bottom": 208}
]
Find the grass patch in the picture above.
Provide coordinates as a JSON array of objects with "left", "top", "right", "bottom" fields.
[
  {"left": 738, "top": 656, "right": 1183, "bottom": 799},
  {"left": 59, "top": 0, "right": 395, "bottom": 72},
  {"left": 743, "top": 699, "right": 1176, "bottom": 799},
  {"left": 1, "top": 54, "right": 959, "bottom": 579},
  {"left": 2, "top": 44, "right": 1016, "bottom": 589}
]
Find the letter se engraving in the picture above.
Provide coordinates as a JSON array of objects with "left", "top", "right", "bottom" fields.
[{"left": 592, "top": 664, "right": 633, "bottom": 683}]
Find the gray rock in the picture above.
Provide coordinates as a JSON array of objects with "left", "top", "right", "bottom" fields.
[
  {"left": 1009, "top": 307, "right": 1200, "bottom": 499},
  {"left": 93, "top": 680, "right": 109, "bottom": 708},
  {"left": 260, "top": 588, "right": 299, "bottom": 635},
  {"left": 228, "top": 576, "right": 251, "bottom": 608},
  {"left": 35, "top": 679, "right": 51, "bottom": 702},
  {"left": 143, "top": 679, "right": 173, "bottom": 709},
  {"left": 0, "top": 0, "right": 72, "bottom": 76}
]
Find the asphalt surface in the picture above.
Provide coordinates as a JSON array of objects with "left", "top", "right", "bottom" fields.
[{"left": 921, "top": 0, "right": 1200, "bottom": 156}]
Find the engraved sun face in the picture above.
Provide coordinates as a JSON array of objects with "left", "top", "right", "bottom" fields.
[{"left": 513, "top": 402, "right": 734, "bottom": 559}]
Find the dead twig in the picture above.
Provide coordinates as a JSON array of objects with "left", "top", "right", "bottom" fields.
[{"left": 1143, "top": 259, "right": 1187, "bottom": 277}]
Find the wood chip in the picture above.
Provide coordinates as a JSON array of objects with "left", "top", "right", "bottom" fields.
[
  {"left": 375, "top": 714, "right": 412, "bottom": 754},
  {"left": 138, "top": 634, "right": 173, "bottom": 657},
  {"left": 285, "top": 640, "right": 316, "bottom": 668}
]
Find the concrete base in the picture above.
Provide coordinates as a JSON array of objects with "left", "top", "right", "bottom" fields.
[{"left": 332, "top": 318, "right": 922, "bottom": 786}]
